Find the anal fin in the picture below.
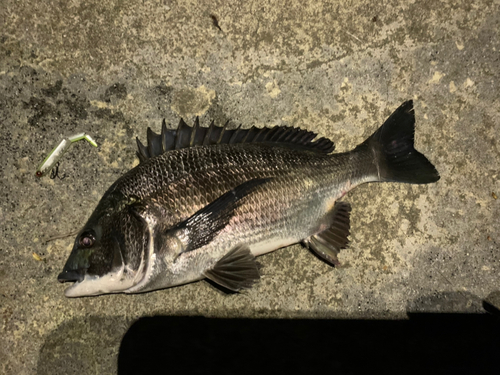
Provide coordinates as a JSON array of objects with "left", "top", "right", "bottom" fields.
[
  {"left": 204, "top": 245, "right": 260, "bottom": 292},
  {"left": 304, "top": 201, "right": 351, "bottom": 267}
]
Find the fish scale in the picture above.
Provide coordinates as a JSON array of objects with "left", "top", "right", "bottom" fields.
[
  {"left": 106, "top": 144, "right": 355, "bottom": 291},
  {"left": 58, "top": 101, "right": 440, "bottom": 296},
  {"left": 123, "top": 144, "right": 327, "bottom": 224}
]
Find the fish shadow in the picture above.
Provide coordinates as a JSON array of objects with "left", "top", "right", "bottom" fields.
[
  {"left": 407, "top": 290, "right": 500, "bottom": 317},
  {"left": 37, "top": 315, "right": 129, "bottom": 375},
  {"left": 407, "top": 290, "right": 486, "bottom": 313}
]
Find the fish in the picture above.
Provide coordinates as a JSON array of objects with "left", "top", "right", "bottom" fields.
[{"left": 57, "top": 100, "right": 439, "bottom": 297}]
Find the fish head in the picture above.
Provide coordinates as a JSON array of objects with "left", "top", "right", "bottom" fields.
[{"left": 58, "top": 193, "right": 149, "bottom": 297}]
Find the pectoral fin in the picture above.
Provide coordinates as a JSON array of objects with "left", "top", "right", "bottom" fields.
[
  {"left": 204, "top": 245, "right": 260, "bottom": 292},
  {"left": 304, "top": 201, "right": 351, "bottom": 266},
  {"left": 171, "top": 178, "right": 270, "bottom": 254}
]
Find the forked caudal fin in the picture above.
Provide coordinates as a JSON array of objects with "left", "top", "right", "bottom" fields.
[{"left": 355, "top": 100, "right": 440, "bottom": 184}]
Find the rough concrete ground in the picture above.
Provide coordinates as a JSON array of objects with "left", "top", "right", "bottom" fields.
[{"left": 1, "top": 0, "right": 499, "bottom": 373}]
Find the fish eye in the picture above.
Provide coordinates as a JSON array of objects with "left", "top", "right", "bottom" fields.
[{"left": 79, "top": 232, "right": 95, "bottom": 248}]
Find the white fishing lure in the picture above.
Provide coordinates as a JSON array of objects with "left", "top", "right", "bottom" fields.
[{"left": 36, "top": 133, "right": 98, "bottom": 177}]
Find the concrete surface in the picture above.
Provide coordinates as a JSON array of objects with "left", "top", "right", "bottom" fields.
[{"left": 1, "top": 0, "right": 499, "bottom": 373}]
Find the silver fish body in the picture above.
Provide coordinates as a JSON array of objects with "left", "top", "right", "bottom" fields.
[{"left": 58, "top": 101, "right": 439, "bottom": 297}]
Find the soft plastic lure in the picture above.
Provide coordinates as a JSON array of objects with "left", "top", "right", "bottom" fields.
[{"left": 36, "top": 133, "right": 98, "bottom": 177}]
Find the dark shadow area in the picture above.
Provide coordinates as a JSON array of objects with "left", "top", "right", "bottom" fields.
[
  {"left": 484, "top": 291, "right": 500, "bottom": 317},
  {"left": 406, "top": 291, "right": 485, "bottom": 313},
  {"left": 37, "top": 316, "right": 129, "bottom": 375},
  {"left": 118, "top": 314, "right": 500, "bottom": 375}
]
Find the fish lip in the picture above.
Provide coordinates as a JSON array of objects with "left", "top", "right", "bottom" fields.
[
  {"left": 62, "top": 269, "right": 136, "bottom": 297},
  {"left": 57, "top": 269, "right": 85, "bottom": 283},
  {"left": 63, "top": 280, "right": 85, "bottom": 297}
]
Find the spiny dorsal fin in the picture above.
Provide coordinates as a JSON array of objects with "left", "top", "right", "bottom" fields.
[{"left": 136, "top": 118, "right": 335, "bottom": 162}]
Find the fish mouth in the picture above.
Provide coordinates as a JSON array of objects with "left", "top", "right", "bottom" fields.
[
  {"left": 60, "top": 270, "right": 137, "bottom": 297},
  {"left": 58, "top": 269, "right": 87, "bottom": 297},
  {"left": 57, "top": 269, "right": 85, "bottom": 283}
]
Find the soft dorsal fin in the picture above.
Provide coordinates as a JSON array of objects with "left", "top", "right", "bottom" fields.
[{"left": 136, "top": 118, "right": 335, "bottom": 162}]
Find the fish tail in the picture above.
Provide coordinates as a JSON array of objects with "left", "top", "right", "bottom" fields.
[{"left": 355, "top": 100, "right": 440, "bottom": 184}]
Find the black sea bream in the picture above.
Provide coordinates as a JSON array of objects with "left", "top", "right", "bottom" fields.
[{"left": 58, "top": 101, "right": 439, "bottom": 297}]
